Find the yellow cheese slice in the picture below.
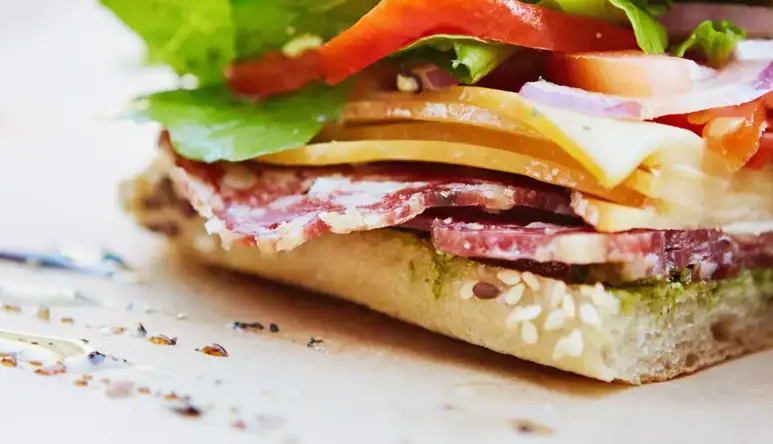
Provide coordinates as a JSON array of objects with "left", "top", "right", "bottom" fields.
[
  {"left": 314, "top": 122, "right": 727, "bottom": 208},
  {"left": 573, "top": 191, "right": 773, "bottom": 232},
  {"left": 365, "top": 86, "right": 709, "bottom": 189},
  {"left": 258, "top": 139, "right": 646, "bottom": 205}
]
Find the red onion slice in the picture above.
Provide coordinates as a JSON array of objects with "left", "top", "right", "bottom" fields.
[
  {"left": 661, "top": 4, "right": 773, "bottom": 39},
  {"left": 519, "top": 58, "right": 773, "bottom": 120}
]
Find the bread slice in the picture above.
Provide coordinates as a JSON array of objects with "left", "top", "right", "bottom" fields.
[{"left": 120, "top": 158, "right": 773, "bottom": 384}]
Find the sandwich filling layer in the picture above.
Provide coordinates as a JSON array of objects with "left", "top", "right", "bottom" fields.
[
  {"left": 123, "top": 164, "right": 773, "bottom": 383},
  {"left": 148, "top": 145, "right": 773, "bottom": 296}
]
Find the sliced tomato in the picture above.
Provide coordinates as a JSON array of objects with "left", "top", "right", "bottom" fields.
[
  {"left": 687, "top": 98, "right": 768, "bottom": 171},
  {"left": 653, "top": 113, "right": 704, "bottom": 136},
  {"left": 320, "top": 0, "right": 639, "bottom": 85},
  {"left": 544, "top": 51, "right": 701, "bottom": 98},
  {"left": 745, "top": 132, "right": 773, "bottom": 170},
  {"left": 228, "top": 0, "right": 639, "bottom": 97},
  {"left": 226, "top": 51, "right": 324, "bottom": 98}
]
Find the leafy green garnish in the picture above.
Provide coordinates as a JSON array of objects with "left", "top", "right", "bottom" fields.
[
  {"left": 231, "top": 0, "right": 380, "bottom": 60},
  {"left": 127, "top": 82, "right": 351, "bottom": 162},
  {"left": 100, "top": 0, "right": 376, "bottom": 162},
  {"left": 101, "top": 0, "right": 235, "bottom": 85},
  {"left": 100, "top": 0, "right": 380, "bottom": 83},
  {"left": 672, "top": 20, "right": 747, "bottom": 68},
  {"left": 541, "top": 0, "right": 671, "bottom": 54},
  {"left": 607, "top": 0, "right": 670, "bottom": 53},
  {"left": 396, "top": 35, "right": 516, "bottom": 84}
]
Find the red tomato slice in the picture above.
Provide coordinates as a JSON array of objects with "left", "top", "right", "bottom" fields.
[
  {"left": 226, "top": 51, "right": 324, "bottom": 99},
  {"left": 544, "top": 51, "right": 700, "bottom": 98},
  {"left": 745, "top": 131, "right": 773, "bottom": 170},
  {"left": 687, "top": 98, "right": 768, "bottom": 171},
  {"left": 653, "top": 113, "right": 704, "bottom": 136},
  {"left": 228, "top": 0, "right": 639, "bottom": 97},
  {"left": 320, "top": 0, "right": 639, "bottom": 85}
]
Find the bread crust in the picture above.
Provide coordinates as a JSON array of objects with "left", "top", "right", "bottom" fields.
[{"left": 121, "top": 160, "right": 773, "bottom": 384}]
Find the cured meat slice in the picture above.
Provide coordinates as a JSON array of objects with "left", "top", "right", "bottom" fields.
[
  {"left": 170, "top": 156, "right": 576, "bottom": 253},
  {"left": 427, "top": 216, "right": 773, "bottom": 280},
  {"left": 430, "top": 218, "right": 674, "bottom": 264}
]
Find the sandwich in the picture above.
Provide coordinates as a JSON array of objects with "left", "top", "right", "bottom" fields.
[{"left": 103, "top": 0, "right": 773, "bottom": 384}]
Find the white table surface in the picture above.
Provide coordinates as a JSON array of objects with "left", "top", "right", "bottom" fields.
[{"left": 1, "top": 1, "right": 772, "bottom": 443}]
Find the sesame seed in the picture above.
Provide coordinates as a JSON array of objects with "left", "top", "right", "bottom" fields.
[
  {"left": 553, "top": 329, "right": 584, "bottom": 361},
  {"left": 591, "top": 283, "right": 607, "bottom": 305},
  {"left": 543, "top": 309, "right": 566, "bottom": 331},
  {"left": 561, "top": 294, "right": 576, "bottom": 318},
  {"left": 503, "top": 284, "right": 525, "bottom": 306},
  {"left": 565, "top": 330, "right": 584, "bottom": 357},
  {"left": 459, "top": 281, "right": 476, "bottom": 300},
  {"left": 148, "top": 335, "right": 177, "bottom": 346},
  {"left": 509, "top": 304, "right": 542, "bottom": 325},
  {"left": 36, "top": 306, "right": 50, "bottom": 321},
  {"left": 506, "top": 309, "right": 521, "bottom": 329},
  {"left": 592, "top": 283, "right": 620, "bottom": 314},
  {"left": 579, "top": 285, "right": 595, "bottom": 299},
  {"left": 1, "top": 356, "right": 17, "bottom": 367},
  {"left": 521, "top": 321, "right": 538, "bottom": 345},
  {"left": 496, "top": 269, "right": 521, "bottom": 286},
  {"left": 549, "top": 281, "right": 566, "bottom": 308},
  {"left": 196, "top": 343, "right": 229, "bottom": 357},
  {"left": 579, "top": 303, "right": 600, "bottom": 326},
  {"left": 396, "top": 73, "right": 421, "bottom": 93},
  {"left": 521, "top": 272, "right": 540, "bottom": 290}
]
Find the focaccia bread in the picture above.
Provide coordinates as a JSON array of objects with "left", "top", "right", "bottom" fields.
[{"left": 120, "top": 157, "right": 773, "bottom": 384}]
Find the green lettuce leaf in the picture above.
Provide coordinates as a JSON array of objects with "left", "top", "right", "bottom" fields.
[
  {"left": 126, "top": 82, "right": 352, "bottom": 162},
  {"left": 607, "top": 0, "right": 670, "bottom": 53},
  {"left": 100, "top": 0, "right": 374, "bottom": 162},
  {"left": 100, "top": 0, "right": 235, "bottom": 85},
  {"left": 231, "top": 0, "right": 381, "bottom": 60},
  {"left": 100, "top": 0, "right": 380, "bottom": 83},
  {"left": 672, "top": 20, "right": 747, "bottom": 68},
  {"left": 540, "top": 0, "right": 670, "bottom": 54},
  {"left": 396, "top": 35, "right": 516, "bottom": 84}
]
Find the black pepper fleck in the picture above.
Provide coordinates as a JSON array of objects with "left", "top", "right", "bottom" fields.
[
  {"left": 88, "top": 351, "right": 106, "bottom": 365},
  {"left": 135, "top": 322, "right": 148, "bottom": 337},
  {"left": 511, "top": 419, "right": 554, "bottom": 436},
  {"left": 306, "top": 337, "right": 324, "bottom": 348},
  {"left": 269, "top": 323, "right": 279, "bottom": 333},
  {"left": 232, "top": 321, "right": 264, "bottom": 332},
  {"left": 171, "top": 401, "right": 202, "bottom": 418}
]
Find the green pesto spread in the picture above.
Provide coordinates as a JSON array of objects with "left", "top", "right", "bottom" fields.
[
  {"left": 611, "top": 268, "right": 773, "bottom": 315},
  {"left": 392, "top": 229, "right": 773, "bottom": 312}
]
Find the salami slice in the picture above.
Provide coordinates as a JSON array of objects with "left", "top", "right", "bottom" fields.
[
  {"left": 427, "top": 216, "right": 773, "bottom": 280},
  {"left": 170, "top": 156, "right": 576, "bottom": 252}
]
